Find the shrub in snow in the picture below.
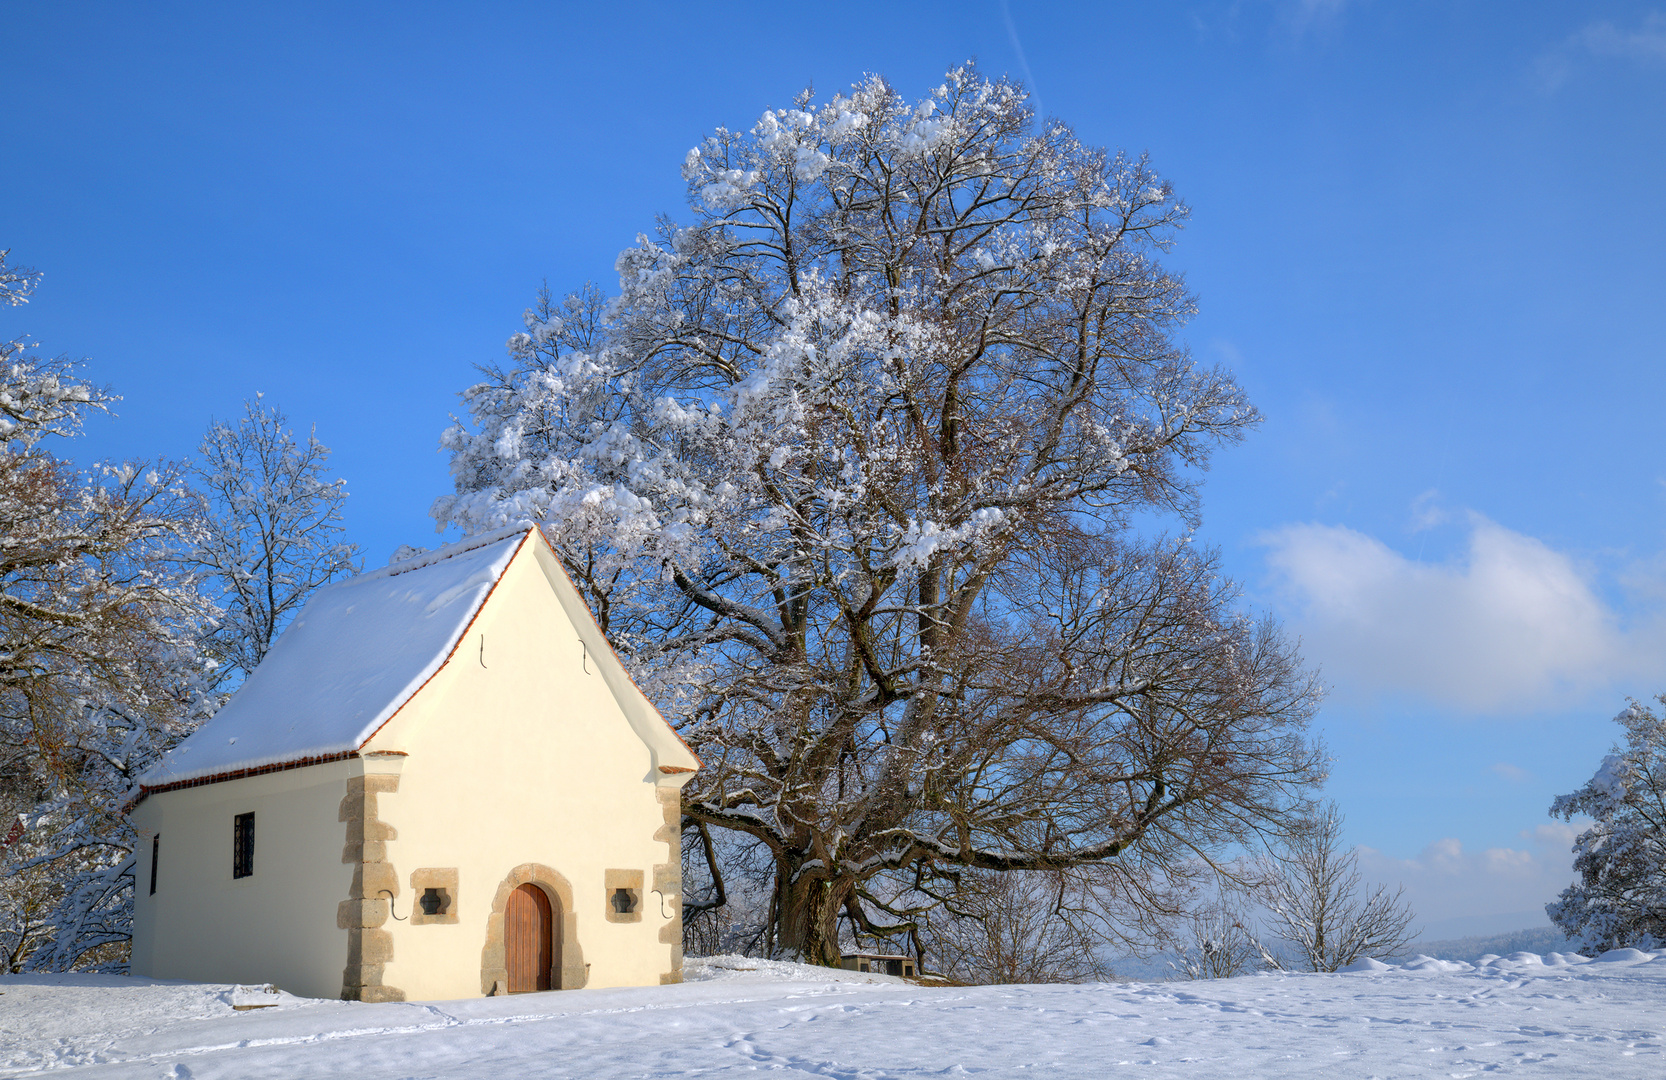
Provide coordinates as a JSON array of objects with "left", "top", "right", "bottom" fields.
[{"left": 1170, "top": 898, "right": 1262, "bottom": 980}]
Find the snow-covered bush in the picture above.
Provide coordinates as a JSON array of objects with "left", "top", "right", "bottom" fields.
[
  {"left": 1170, "top": 898, "right": 1262, "bottom": 980},
  {"left": 1548, "top": 696, "right": 1666, "bottom": 951}
]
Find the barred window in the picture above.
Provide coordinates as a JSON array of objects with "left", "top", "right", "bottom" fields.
[
  {"left": 149, "top": 834, "right": 160, "bottom": 895},
  {"left": 233, "top": 812, "right": 255, "bottom": 879}
]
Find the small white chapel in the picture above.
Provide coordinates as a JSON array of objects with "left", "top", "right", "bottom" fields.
[{"left": 129, "top": 525, "right": 699, "bottom": 1002}]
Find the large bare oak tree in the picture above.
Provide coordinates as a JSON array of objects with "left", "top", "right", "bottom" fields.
[{"left": 436, "top": 68, "right": 1324, "bottom": 965}]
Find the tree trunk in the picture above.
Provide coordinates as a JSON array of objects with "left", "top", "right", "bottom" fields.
[{"left": 773, "top": 860, "right": 853, "bottom": 966}]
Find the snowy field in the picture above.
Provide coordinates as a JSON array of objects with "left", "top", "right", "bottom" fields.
[{"left": 3, "top": 951, "right": 1663, "bottom": 1078}]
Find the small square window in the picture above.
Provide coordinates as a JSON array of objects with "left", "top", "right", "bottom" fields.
[
  {"left": 233, "top": 812, "right": 255, "bottom": 879},
  {"left": 603, "top": 868, "right": 645, "bottom": 922},
  {"left": 409, "top": 868, "right": 459, "bottom": 925}
]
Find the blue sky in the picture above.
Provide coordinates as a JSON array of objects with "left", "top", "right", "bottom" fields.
[{"left": 9, "top": 1, "right": 1665, "bottom": 936}]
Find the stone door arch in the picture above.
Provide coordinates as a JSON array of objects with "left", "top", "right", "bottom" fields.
[{"left": 481, "top": 863, "right": 584, "bottom": 994}]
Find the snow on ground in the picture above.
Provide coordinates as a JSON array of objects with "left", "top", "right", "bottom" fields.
[{"left": 3, "top": 950, "right": 1663, "bottom": 1078}]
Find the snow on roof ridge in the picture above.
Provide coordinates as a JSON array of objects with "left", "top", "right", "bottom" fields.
[{"left": 358, "top": 522, "right": 537, "bottom": 584}]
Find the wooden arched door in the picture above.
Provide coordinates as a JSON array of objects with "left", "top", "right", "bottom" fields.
[{"left": 505, "top": 883, "right": 555, "bottom": 992}]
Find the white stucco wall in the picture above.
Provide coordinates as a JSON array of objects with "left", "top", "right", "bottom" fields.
[
  {"left": 130, "top": 759, "right": 357, "bottom": 999},
  {"left": 363, "top": 539, "right": 687, "bottom": 1000}
]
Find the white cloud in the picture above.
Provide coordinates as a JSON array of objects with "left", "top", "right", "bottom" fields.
[
  {"left": 1576, "top": 12, "right": 1666, "bottom": 64},
  {"left": 1279, "top": 0, "right": 1352, "bottom": 37},
  {"left": 1260, "top": 515, "right": 1662, "bottom": 712},
  {"left": 1539, "top": 12, "right": 1666, "bottom": 90},
  {"left": 1356, "top": 823, "right": 1580, "bottom": 931},
  {"left": 1408, "top": 489, "right": 1446, "bottom": 533},
  {"left": 1189, "top": 0, "right": 1355, "bottom": 42}
]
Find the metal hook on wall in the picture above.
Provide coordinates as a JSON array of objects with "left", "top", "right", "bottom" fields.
[
  {"left": 379, "top": 889, "right": 407, "bottom": 921},
  {"left": 479, "top": 635, "right": 487, "bottom": 668},
  {"left": 580, "top": 638, "right": 590, "bottom": 674},
  {"left": 651, "top": 888, "right": 674, "bottom": 919}
]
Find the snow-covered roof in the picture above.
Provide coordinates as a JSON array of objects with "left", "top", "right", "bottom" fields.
[{"left": 140, "top": 526, "right": 531, "bottom": 789}]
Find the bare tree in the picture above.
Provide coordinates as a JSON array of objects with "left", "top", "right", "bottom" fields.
[
  {"left": 189, "top": 397, "right": 361, "bottom": 686},
  {"left": 0, "top": 803, "right": 61, "bottom": 972},
  {"left": 437, "top": 67, "right": 1325, "bottom": 965},
  {"left": 1254, "top": 802, "right": 1416, "bottom": 972}
]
